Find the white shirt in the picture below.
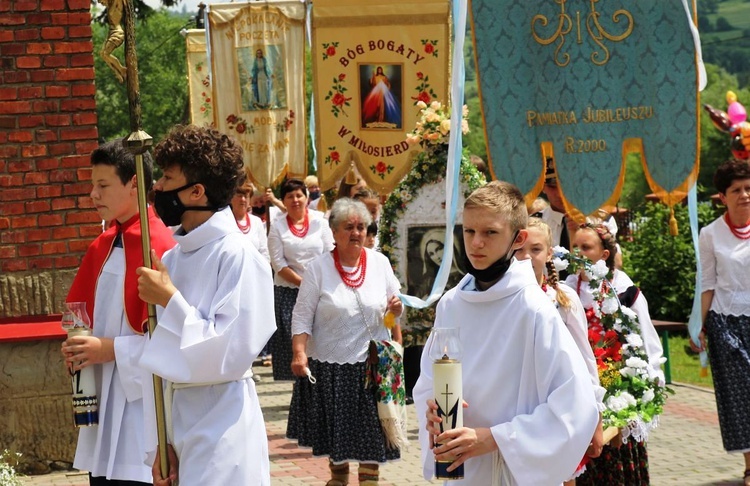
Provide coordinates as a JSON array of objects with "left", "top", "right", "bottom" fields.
[
  {"left": 139, "top": 208, "right": 276, "bottom": 485},
  {"left": 547, "top": 282, "right": 606, "bottom": 410},
  {"left": 540, "top": 206, "right": 566, "bottom": 247},
  {"left": 74, "top": 248, "right": 151, "bottom": 483},
  {"left": 268, "top": 210, "right": 334, "bottom": 287},
  {"left": 292, "top": 248, "right": 399, "bottom": 364},
  {"left": 237, "top": 213, "right": 270, "bottom": 263},
  {"left": 700, "top": 215, "right": 750, "bottom": 316},
  {"left": 565, "top": 269, "right": 665, "bottom": 384},
  {"left": 414, "top": 259, "right": 598, "bottom": 486}
]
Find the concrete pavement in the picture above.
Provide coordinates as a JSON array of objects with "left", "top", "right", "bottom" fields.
[{"left": 20, "top": 365, "right": 749, "bottom": 485}]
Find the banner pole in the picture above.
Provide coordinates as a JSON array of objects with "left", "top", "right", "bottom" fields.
[{"left": 119, "top": 0, "right": 170, "bottom": 479}]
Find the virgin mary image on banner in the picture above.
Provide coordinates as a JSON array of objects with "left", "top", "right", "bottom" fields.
[
  {"left": 406, "top": 226, "right": 466, "bottom": 300},
  {"left": 360, "top": 64, "right": 402, "bottom": 129},
  {"left": 237, "top": 45, "right": 287, "bottom": 111}
]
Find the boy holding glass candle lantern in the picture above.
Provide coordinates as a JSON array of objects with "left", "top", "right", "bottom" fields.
[
  {"left": 63, "top": 139, "right": 175, "bottom": 485},
  {"left": 413, "top": 181, "right": 599, "bottom": 485}
]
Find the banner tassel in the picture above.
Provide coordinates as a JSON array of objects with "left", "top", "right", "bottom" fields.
[{"left": 669, "top": 207, "right": 678, "bottom": 236}]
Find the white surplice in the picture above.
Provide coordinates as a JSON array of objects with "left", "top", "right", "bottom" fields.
[
  {"left": 547, "top": 283, "right": 606, "bottom": 409},
  {"left": 139, "top": 208, "right": 276, "bottom": 486},
  {"left": 413, "top": 259, "right": 598, "bottom": 486},
  {"left": 74, "top": 247, "right": 151, "bottom": 483}
]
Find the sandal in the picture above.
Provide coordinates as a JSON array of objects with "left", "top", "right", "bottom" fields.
[{"left": 743, "top": 469, "right": 750, "bottom": 486}]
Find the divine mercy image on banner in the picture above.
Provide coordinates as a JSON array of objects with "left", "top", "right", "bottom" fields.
[
  {"left": 359, "top": 63, "right": 403, "bottom": 130},
  {"left": 237, "top": 45, "right": 287, "bottom": 112}
]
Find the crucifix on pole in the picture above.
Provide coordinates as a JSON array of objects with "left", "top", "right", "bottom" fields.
[{"left": 99, "top": 0, "right": 171, "bottom": 479}]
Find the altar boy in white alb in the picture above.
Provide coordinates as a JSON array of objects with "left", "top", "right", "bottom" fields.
[
  {"left": 137, "top": 125, "right": 276, "bottom": 486},
  {"left": 413, "top": 181, "right": 599, "bottom": 485}
]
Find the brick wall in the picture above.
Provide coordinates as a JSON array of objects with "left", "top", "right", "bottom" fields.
[{"left": 0, "top": 0, "right": 101, "bottom": 318}]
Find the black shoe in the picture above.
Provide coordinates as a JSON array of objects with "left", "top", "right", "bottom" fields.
[{"left": 405, "top": 396, "right": 414, "bottom": 405}]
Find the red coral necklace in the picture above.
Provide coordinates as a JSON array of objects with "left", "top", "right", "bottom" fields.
[
  {"left": 236, "top": 214, "right": 251, "bottom": 234},
  {"left": 287, "top": 211, "right": 310, "bottom": 238},
  {"left": 333, "top": 248, "right": 367, "bottom": 288},
  {"left": 724, "top": 212, "right": 750, "bottom": 240}
]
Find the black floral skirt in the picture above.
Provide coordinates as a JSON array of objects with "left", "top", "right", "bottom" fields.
[
  {"left": 286, "top": 359, "right": 401, "bottom": 465},
  {"left": 269, "top": 286, "right": 298, "bottom": 381},
  {"left": 705, "top": 311, "right": 750, "bottom": 451},
  {"left": 576, "top": 440, "right": 649, "bottom": 486}
]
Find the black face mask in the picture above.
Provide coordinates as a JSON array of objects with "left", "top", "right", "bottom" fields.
[
  {"left": 251, "top": 205, "right": 266, "bottom": 216},
  {"left": 153, "top": 182, "right": 217, "bottom": 227},
  {"left": 309, "top": 190, "right": 321, "bottom": 201},
  {"left": 462, "top": 230, "right": 519, "bottom": 286}
]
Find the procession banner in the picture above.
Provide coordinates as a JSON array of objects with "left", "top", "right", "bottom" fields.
[
  {"left": 312, "top": 0, "right": 450, "bottom": 195},
  {"left": 208, "top": 1, "right": 307, "bottom": 189},
  {"left": 185, "top": 29, "right": 213, "bottom": 127},
  {"left": 471, "top": 0, "right": 700, "bottom": 218}
]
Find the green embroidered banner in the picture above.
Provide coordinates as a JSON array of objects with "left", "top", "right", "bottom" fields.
[{"left": 471, "top": 0, "right": 700, "bottom": 217}]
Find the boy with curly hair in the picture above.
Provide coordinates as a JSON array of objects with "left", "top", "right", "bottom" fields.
[{"left": 137, "top": 125, "right": 276, "bottom": 485}]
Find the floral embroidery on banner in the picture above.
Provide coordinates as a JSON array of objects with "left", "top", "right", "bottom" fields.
[
  {"left": 370, "top": 160, "right": 394, "bottom": 180},
  {"left": 411, "top": 71, "right": 438, "bottom": 106},
  {"left": 420, "top": 39, "right": 439, "bottom": 58},
  {"left": 325, "top": 73, "right": 352, "bottom": 117},
  {"left": 322, "top": 41, "right": 338, "bottom": 60}
]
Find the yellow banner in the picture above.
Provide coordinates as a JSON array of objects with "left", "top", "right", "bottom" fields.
[
  {"left": 185, "top": 29, "right": 213, "bottom": 127},
  {"left": 208, "top": 1, "right": 307, "bottom": 189},
  {"left": 312, "top": 0, "right": 449, "bottom": 194}
]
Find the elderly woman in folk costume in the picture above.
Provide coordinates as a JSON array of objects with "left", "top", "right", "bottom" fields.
[
  {"left": 693, "top": 159, "right": 750, "bottom": 486},
  {"left": 565, "top": 222, "right": 664, "bottom": 485},
  {"left": 268, "top": 178, "right": 334, "bottom": 381},
  {"left": 287, "top": 198, "right": 405, "bottom": 486}
]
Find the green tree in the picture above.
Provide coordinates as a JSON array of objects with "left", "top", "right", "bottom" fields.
[
  {"left": 93, "top": 10, "right": 191, "bottom": 143},
  {"left": 622, "top": 202, "right": 720, "bottom": 321}
]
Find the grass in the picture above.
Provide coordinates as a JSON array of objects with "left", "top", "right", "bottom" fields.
[
  {"left": 703, "top": 0, "right": 750, "bottom": 43},
  {"left": 666, "top": 334, "right": 715, "bottom": 389}
]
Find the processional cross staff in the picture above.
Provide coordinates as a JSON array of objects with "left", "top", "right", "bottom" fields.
[{"left": 99, "top": 0, "right": 171, "bottom": 478}]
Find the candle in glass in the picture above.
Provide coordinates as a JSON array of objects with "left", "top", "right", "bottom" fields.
[
  {"left": 62, "top": 302, "right": 99, "bottom": 427},
  {"left": 428, "top": 327, "right": 464, "bottom": 480}
]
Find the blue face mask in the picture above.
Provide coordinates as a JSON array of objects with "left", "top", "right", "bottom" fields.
[{"left": 153, "top": 182, "right": 216, "bottom": 226}]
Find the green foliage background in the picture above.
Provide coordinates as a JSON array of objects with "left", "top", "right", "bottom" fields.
[
  {"left": 622, "top": 202, "right": 721, "bottom": 322},
  {"left": 93, "top": 10, "right": 191, "bottom": 144}
]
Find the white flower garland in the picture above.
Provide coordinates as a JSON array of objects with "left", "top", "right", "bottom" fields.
[{"left": 553, "top": 247, "right": 671, "bottom": 442}]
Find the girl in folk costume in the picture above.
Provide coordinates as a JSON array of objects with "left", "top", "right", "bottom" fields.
[
  {"left": 518, "top": 218, "right": 605, "bottom": 484},
  {"left": 564, "top": 223, "right": 664, "bottom": 486},
  {"left": 268, "top": 178, "right": 335, "bottom": 380}
]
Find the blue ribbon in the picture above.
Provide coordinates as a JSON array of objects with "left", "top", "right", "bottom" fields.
[
  {"left": 399, "top": 0, "right": 467, "bottom": 309},
  {"left": 306, "top": 1, "right": 317, "bottom": 171},
  {"left": 686, "top": 184, "right": 707, "bottom": 367}
]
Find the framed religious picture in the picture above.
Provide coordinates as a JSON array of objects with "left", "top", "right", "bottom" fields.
[
  {"left": 358, "top": 63, "right": 403, "bottom": 130},
  {"left": 237, "top": 45, "right": 287, "bottom": 111},
  {"left": 406, "top": 225, "right": 467, "bottom": 300}
]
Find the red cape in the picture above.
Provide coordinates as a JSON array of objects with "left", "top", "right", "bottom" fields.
[{"left": 67, "top": 207, "right": 176, "bottom": 335}]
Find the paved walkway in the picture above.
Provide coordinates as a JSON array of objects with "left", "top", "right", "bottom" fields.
[{"left": 20, "top": 366, "right": 748, "bottom": 485}]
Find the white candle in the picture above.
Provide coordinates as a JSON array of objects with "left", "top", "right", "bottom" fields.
[
  {"left": 428, "top": 327, "right": 464, "bottom": 479},
  {"left": 67, "top": 327, "right": 99, "bottom": 427}
]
